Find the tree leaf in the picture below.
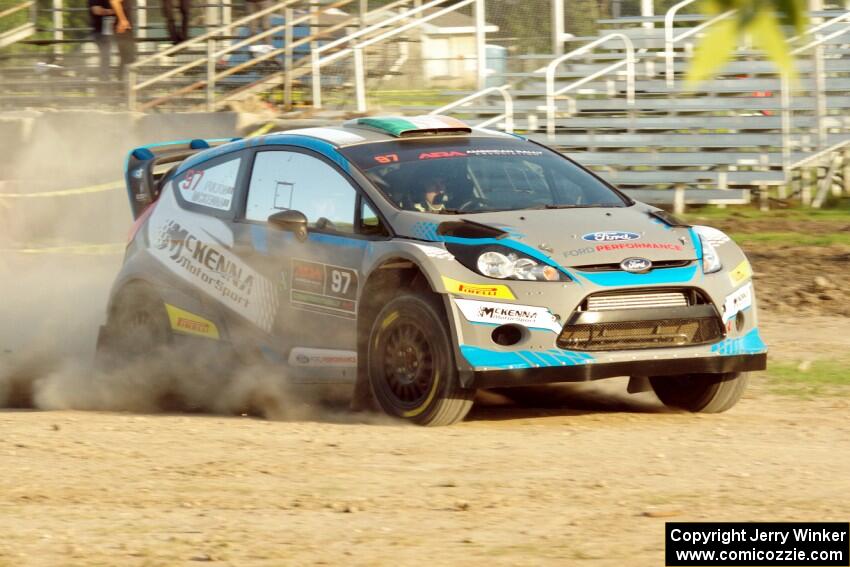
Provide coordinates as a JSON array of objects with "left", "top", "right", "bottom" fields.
[
  {"left": 748, "top": 7, "right": 797, "bottom": 81},
  {"left": 684, "top": 17, "right": 739, "bottom": 87}
]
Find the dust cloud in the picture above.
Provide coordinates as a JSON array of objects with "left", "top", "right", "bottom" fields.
[
  {"left": 0, "top": 243, "right": 356, "bottom": 421},
  {"left": 0, "top": 119, "right": 359, "bottom": 422}
]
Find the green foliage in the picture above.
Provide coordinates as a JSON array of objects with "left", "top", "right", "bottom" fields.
[
  {"left": 728, "top": 231, "right": 850, "bottom": 246},
  {"left": 682, "top": 200, "right": 850, "bottom": 221},
  {"left": 489, "top": 0, "right": 552, "bottom": 53},
  {"left": 687, "top": 0, "right": 809, "bottom": 86},
  {"left": 766, "top": 359, "right": 850, "bottom": 398},
  {"left": 0, "top": 0, "right": 29, "bottom": 33}
]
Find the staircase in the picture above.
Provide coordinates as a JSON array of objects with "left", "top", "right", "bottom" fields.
[
  {"left": 0, "top": 0, "right": 409, "bottom": 110},
  {"left": 0, "top": 0, "right": 200, "bottom": 108},
  {"left": 419, "top": 7, "right": 850, "bottom": 206},
  {"left": 0, "top": 1, "right": 35, "bottom": 49}
]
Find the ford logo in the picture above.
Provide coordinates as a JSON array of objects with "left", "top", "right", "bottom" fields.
[
  {"left": 620, "top": 257, "right": 653, "bottom": 273},
  {"left": 582, "top": 231, "right": 641, "bottom": 242}
]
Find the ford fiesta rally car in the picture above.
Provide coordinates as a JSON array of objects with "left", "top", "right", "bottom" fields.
[{"left": 98, "top": 115, "right": 767, "bottom": 426}]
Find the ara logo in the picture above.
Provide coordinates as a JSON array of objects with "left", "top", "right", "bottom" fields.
[
  {"left": 582, "top": 231, "right": 641, "bottom": 242},
  {"left": 418, "top": 151, "right": 466, "bottom": 160},
  {"left": 620, "top": 257, "right": 652, "bottom": 273}
]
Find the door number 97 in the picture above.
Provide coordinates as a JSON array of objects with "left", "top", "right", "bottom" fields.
[{"left": 330, "top": 269, "right": 351, "bottom": 295}]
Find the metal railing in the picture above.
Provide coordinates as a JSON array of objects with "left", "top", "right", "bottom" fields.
[
  {"left": 788, "top": 139, "right": 850, "bottom": 207},
  {"left": 663, "top": 0, "right": 736, "bottom": 87},
  {"left": 311, "top": 0, "right": 487, "bottom": 112},
  {"left": 128, "top": 0, "right": 422, "bottom": 111},
  {"left": 780, "top": 11, "right": 850, "bottom": 181},
  {"left": 790, "top": 138, "right": 850, "bottom": 170},
  {"left": 0, "top": 0, "right": 36, "bottom": 49},
  {"left": 545, "top": 33, "right": 635, "bottom": 138},
  {"left": 129, "top": 0, "right": 303, "bottom": 110},
  {"left": 429, "top": 85, "right": 514, "bottom": 133}
]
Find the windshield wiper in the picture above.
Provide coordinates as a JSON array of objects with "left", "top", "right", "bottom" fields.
[{"left": 520, "top": 203, "right": 624, "bottom": 210}]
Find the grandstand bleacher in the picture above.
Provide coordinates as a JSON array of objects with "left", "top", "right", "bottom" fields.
[{"left": 1, "top": 0, "right": 848, "bottom": 208}]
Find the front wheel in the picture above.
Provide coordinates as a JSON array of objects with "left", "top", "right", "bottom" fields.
[
  {"left": 367, "top": 294, "right": 474, "bottom": 426},
  {"left": 650, "top": 372, "right": 748, "bottom": 413}
]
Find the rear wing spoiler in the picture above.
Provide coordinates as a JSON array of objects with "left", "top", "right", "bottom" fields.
[{"left": 124, "top": 137, "right": 239, "bottom": 219}]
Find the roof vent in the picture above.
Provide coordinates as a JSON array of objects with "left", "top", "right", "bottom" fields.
[{"left": 345, "top": 115, "right": 471, "bottom": 137}]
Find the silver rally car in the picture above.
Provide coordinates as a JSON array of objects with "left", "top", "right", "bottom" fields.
[{"left": 100, "top": 115, "right": 767, "bottom": 425}]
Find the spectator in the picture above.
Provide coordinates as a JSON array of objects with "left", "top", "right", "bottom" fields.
[
  {"left": 162, "top": 0, "right": 191, "bottom": 45},
  {"left": 88, "top": 0, "right": 136, "bottom": 83},
  {"left": 245, "top": 0, "right": 272, "bottom": 37}
]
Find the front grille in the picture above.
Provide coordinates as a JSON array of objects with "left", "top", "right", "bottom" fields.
[
  {"left": 586, "top": 291, "right": 689, "bottom": 311},
  {"left": 573, "top": 260, "right": 692, "bottom": 272},
  {"left": 557, "top": 317, "right": 724, "bottom": 351}
]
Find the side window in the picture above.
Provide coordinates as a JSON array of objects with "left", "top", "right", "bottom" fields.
[
  {"left": 178, "top": 157, "right": 241, "bottom": 212},
  {"left": 246, "top": 151, "right": 356, "bottom": 233},
  {"left": 360, "top": 200, "right": 388, "bottom": 236}
]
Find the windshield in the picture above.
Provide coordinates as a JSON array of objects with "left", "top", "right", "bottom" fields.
[{"left": 340, "top": 137, "right": 628, "bottom": 214}]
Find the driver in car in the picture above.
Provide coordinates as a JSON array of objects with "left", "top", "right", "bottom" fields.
[{"left": 413, "top": 176, "right": 448, "bottom": 213}]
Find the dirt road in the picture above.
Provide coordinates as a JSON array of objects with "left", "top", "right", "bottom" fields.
[
  {"left": 1, "top": 312, "right": 849, "bottom": 567},
  {"left": 1, "top": 211, "right": 849, "bottom": 566}
]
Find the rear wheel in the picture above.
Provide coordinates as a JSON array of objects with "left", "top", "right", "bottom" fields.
[
  {"left": 367, "top": 294, "right": 474, "bottom": 426},
  {"left": 97, "top": 283, "right": 171, "bottom": 367},
  {"left": 650, "top": 372, "right": 748, "bottom": 413}
]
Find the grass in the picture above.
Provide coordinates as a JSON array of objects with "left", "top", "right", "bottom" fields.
[
  {"left": 764, "top": 359, "right": 850, "bottom": 398},
  {"left": 728, "top": 232, "right": 850, "bottom": 247},
  {"left": 681, "top": 199, "right": 850, "bottom": 223},
  {"left": 681, "top": 200, "right": 850, "bottom": 246}
]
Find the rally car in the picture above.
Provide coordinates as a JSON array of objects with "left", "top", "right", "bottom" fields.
[{"left": 98, "top": 115, "right": 767, "bottom": 425}]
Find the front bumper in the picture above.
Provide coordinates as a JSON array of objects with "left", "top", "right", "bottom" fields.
[{"left": 469, "top": 352, "right": 767, "bottom": 388}]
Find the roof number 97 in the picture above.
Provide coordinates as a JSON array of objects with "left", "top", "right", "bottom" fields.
[{"left": 374, "top": 154, "right": 399, "bottom": 164}]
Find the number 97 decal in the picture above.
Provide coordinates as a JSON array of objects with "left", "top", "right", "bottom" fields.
[
  {"left": 374, "top": 154, "right": 399, "bottom": 164},
  {"left": 330, "top": 268, "right": 352, "bottom": 295},
  {"left": 290, "top": 259, "right": 359, "bottom": 316}
]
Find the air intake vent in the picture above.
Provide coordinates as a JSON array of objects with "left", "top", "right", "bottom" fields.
[
  {"left": 586, "top": 291, "right": 689, "bottom": 311},
  {"left": 557, "top": 317, "right": 724, "bottom": 351}
]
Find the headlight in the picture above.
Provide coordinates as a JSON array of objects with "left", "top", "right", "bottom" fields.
[
  {"left": 448, "top": 244, "right": 567, "bottom": 281},
  {"left": 693, "top": 228, "right": 722, "bottom": 274},
  {"left": 701, "top": 239, "right": 722, "bottom": 274}
]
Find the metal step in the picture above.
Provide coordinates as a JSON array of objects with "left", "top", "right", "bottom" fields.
[{"left": 594, "top": 169, "right": 786, "bottom": 186}]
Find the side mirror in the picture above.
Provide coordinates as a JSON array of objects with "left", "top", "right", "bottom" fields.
[{"left": 268, "top": 209, "right": 308, "bottom": 242}]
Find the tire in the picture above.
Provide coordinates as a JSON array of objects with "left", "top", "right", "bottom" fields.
[
  {"left": 367, "top": 293, "right": 474, "bottom": 426},
  {"left": 650, "top": 372, "right": 748, "bottom": 413},
  {"left": 96, "top": 283, "right": 171, "bottom": 369}
]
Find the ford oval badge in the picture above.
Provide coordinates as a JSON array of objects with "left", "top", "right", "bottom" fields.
[
  {"left": 620, "top": 257, "right": 653, "bottom": 273},
  {"left": 582, "top": 231, "right": 641, "bottom": 242}
]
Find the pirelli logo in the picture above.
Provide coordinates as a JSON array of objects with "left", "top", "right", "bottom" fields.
[
  {"left": 165, "top": 304, "right": 220, "bottom": 340},
  {"left": 442, "top": 277, "right": 515, "bottom": 300}
]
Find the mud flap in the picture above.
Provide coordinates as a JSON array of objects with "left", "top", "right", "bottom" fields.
[
  {"left": 627, "top": 376, "right": 652, "bottom": 393},
  {"left": 350, "top": 342, "right": 379, "bottom": 412}
]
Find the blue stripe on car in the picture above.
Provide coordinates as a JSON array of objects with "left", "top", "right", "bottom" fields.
[
  {"left": 459, "top": 345, "right": 595, "bottom": 370},
  {"left": 688, "top": 227, "right": 703, "bottom": 261},
  {"left": 175, "top": 135, "right": 351, "bottom": 176},
  {"left": 309, "top": 232, "right": 369, "bottom": 249},
  {"left": 251, "top": 224, "right": 269, "bottom": 255},
  {"left": 575, "top": 264, "right": 698, "bottom": 286},
  {"left": 710, "top": 328, "right": 767, "bottom": 355},
  {"left": 461, "top": 329, "right": 764, "bottom": 371},
  {"left": 411, "top": 221, "right": 576, "bottom": 281}
]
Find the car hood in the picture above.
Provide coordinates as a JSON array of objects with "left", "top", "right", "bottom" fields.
[{"left": 395, "top": 205, "right": 699, "bottom": 268}]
